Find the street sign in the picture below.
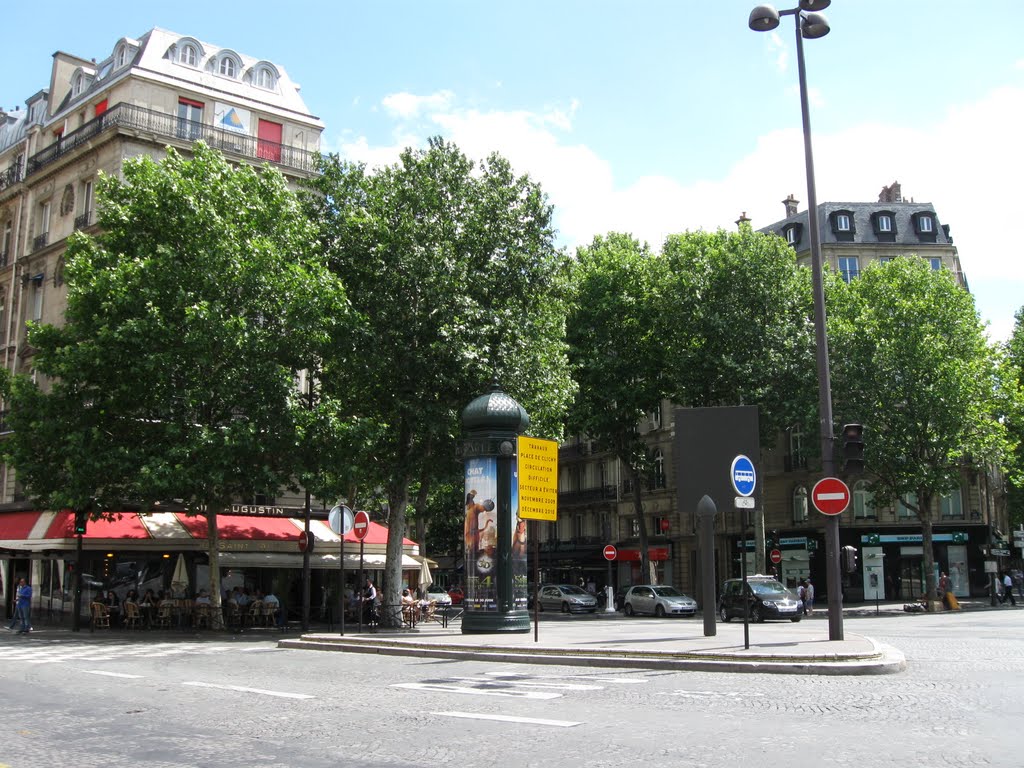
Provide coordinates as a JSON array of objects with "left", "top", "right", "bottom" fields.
[
  {"left": 991, "top": 548, "right": 1011, "bottom": 557},
  {"left": 734, "top": 497, "right": 755, "bottom": 509},
  {"left": 769, "top": 549, "right": 782, "bottom": 564},
  {"left": 298, "top": 531, "right": 314, "bottom": 553},
  {"left": 730, "top": 455, "right": 756, "bottom": 497},
  {"left": 328, "top": 505, "right": 354, "bottom": 535},
  {"left": 811, "top": 477, "right": 851, "bottom": 516},
  {"left": 352, "top": 510, "right": 370, "bottom": 540},
  {"left": 603, "top": 545, "right": 617, "bottom": 561},
  {"left": 517, "top": 435, "right": 559, "bottom": 521}
]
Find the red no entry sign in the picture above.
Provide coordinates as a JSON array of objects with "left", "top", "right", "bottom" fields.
[
  {"left": 769, "top": 548, "right": 782, "bottom": 564},
  {"left": 603, "top": 544, "right": 617, "bottom": 561},
  {"left": 812, "top": 477, "right": 851, "bottom": 516},
  {"left": 353, "top": 510, "right": 371, "bottom": 540}
]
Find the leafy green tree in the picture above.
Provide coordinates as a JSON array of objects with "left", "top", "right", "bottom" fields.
[
  {"left": 1006, "top": 307, "right": 1024, "bottom": 527},
  {"left": 828, "top": 257, "right": 1015, "bottom": 607},
  {"left": 305, "top": 138, "right": 573, "bottom": 624},
  {"left": 566, "top": 233, "right": 669, "bottom": 582},
  {"left": 5, "top": 144, "right": 350, "bottom": 622},
  {"left": 660, "top": 226, "right": 818, "bottom": 446}
]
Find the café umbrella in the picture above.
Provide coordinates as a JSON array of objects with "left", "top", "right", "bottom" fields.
[
  {"left": 419, "top": 557, "right": 432, "bottom": 596},
  {"left": 171, "top": 553, "right": 190, "bottom": 595}
]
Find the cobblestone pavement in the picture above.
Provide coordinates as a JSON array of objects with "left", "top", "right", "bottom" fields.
[{"left": 2, "top": 609, "right": 1021, "bottom": 767}]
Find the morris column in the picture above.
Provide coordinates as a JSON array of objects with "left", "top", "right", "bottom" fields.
[{"left": 461, "top": 384, "right": 531, "bottom": 634}]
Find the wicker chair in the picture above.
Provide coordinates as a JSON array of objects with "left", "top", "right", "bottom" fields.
[
  {"left": 90, "top": 602, "right": 111, "bottom": 630},
  {"left": 154, "top": 601, "right": 173, "bottom": 630},
  {"left": 123, "top": 601, "right": 143, "bottom": 630},
  {"left": 248, "top": 600, "right": 264, "bottom": 626}
]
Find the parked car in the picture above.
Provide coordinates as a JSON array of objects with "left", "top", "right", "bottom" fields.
[
  {"left": 536, "top": 584, "right": 598, "bottom": 613},
  {"left": 623, "top": 585, "right": 698, "bottom": 617},
  {"left": 425, "top": 585, "right": 452, "bottom": 606},
  {"left": 447, "top": 586, "right": 465, "bottom": 605},
  {"left": 718, "top": 575, "right": 803, "bottom": 623},
  {"left": 614, "top": 585, "right": 632, "bottom": 611}
]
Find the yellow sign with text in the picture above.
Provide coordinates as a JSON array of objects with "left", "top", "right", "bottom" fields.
[{"left": 517, "top": 436, "right": 559, "bottom": 521}]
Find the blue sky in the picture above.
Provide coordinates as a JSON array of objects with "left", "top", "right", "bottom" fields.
[{"left": 4, "top": 1, "right": 1022, "bottom": 340}]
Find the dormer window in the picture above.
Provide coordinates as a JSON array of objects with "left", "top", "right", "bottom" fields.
[
  {"left": 116, "top": 45, "right": 128, "bottom": 68},
  {"left": 219, "top": 57, "right": 237, "bottom": 78},
  {"left": 179, "top": 44, "right": 198, "bottom": 67},
  {"left": 782, "top": 223, "right": 803, "bottom": 247},
  {"left": 871, "top": 210, "right": 897, "bottom": 242},
  {"left": 72, "top": 73, "right": 85, "bottom": 96},
  {"left": 829, "top": 209, "right": 855, "bottom": 241},
  {"left": 254, "top": 65, "right": 278, "bottom": 90},
  {"left": 912, "top": 211, "right": 938, "bottom": 243}
]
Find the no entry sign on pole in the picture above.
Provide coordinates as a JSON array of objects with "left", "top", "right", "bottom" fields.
[
  {"left": 812, "top": 477, "right": 851, "bottom": 516},
  {"left": 352, "top": 510, "right": 370, "bottom": 540},
  {"left": 603, "top": 545, "right": 617, "bottom": 561},
  {"left": 769, "top": 548, "right": 782, "bottom": 564}
]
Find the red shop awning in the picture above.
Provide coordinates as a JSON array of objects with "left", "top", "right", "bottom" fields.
[
  {"left": 45, "top": 510, "right": 152, "bottom": 540},
  {"left": 0, "top": 511, "right": 42, "bottom": 539}
]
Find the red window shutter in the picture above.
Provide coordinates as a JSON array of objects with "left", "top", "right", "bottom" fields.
[
  {"left": 94, "top": 99, "right": 108, "bottom": 117},
  {"left": 257, "top": 119, "right": 282, "bottom": 163}
]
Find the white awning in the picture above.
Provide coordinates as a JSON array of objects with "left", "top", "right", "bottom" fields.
[{"left": 217, "top": 552, "right": 422, "bottom": 570}]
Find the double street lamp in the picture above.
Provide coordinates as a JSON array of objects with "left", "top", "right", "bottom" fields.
[{"left": 749, "top": 0, "right": 845, "bottom": 641}]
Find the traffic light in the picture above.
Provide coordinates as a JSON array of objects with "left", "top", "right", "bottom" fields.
[
  {"left": 841, "top": 423, "right": 865, "bottom": 474},
  {"left": 74, "top": 510, "right": 88, "bottom": 535},
  {"left": 842, "top": 545, "right": 858, "bottom": 573}
]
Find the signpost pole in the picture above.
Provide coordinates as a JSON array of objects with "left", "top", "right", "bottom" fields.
[{"left": 741, "top": 515, "right": 749, "bottom": 650}]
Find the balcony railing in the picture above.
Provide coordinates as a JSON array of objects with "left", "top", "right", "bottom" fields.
[
  {"left": 32, "top": 232, "right": 48, "bottom": 251},
  {"left": 558, "top": 485, "right": 617, "bottom": 505},
  {"left": 26, "top": 102, "right": 320, "bottom": 178},
  {"left": 0, "top": 164, "right": 24, "bottom": 195},
  {"left": 74, "top": 211, "right": 92, "bottom": 230}
]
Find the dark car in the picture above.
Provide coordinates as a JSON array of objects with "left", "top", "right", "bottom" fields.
[
  {"left": 718, "top": 575, "right": 803, "bottom": 623},
  {"left": 614, "top": 585, "right": 632, "bottom": 611}
]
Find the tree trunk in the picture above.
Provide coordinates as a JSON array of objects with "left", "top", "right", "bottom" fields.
[
  {"left": 206, "top": 505, "right": 225, "bottom": 630},
  {"left": 919, "top": 489, "right": 938, "bottom": 611},
  {"left": 381, "top": 487, "right": 410, "bottom": 629},
  {"left": 628, "top": 464, "right": 652, "bottom": 584}
]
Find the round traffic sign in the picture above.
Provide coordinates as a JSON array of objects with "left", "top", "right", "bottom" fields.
[
  {"left": 730, "top": 455, "right": 756, "bottom": 497},
  {"left": 812, "top": 477, "right": 851, "bottom": 516},
  {"left": 352, "top": 509, "right": 371, "bottom": 540},
  {"left": 769, "top": 548, "right": 782, "bottom": 565},
  {"left": 603, "top": 545, "right": 617, "bottom": 561},
  {"left": 328, "top": 504, "right": 354, "bottom": 535},
  {"left": 298, "top": 531, "right": 314, "bottom": 553}
]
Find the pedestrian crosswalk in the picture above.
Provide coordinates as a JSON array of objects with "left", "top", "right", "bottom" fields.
[{"left": 0, "top": 639, "right": 272, "bottom": 665}]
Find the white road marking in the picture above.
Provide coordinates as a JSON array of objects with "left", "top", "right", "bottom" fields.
[
  {"left": 658, "top": 690, "right": 765, "bottom": 698},
  {"left": 182, "top": 681, "right": 314, "bottom": 699},
  {"left": 83, "top": 670, "right": 144, "bottom": 679},
  {"left": 434, "top": 711, "right": 582, "bottom": 728},
  {"left": 449, "top": 676, "right": 604, "bottom": 691},
  {"left": 392, "top": 682, "right": 561, "bottom": 700},
  {"left": 485, "top": 671, "right": 648, "bottom": 684}
]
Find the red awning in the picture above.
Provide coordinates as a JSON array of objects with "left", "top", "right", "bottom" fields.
[
  {"left": 175, "top": 513, "right": 299, "bottom": 541},
  {"left": 45, "top": 510, "right": 152, "bottom": 540},
  {"left": 0, "top": 511, "right": 41, "bottom": 539}
]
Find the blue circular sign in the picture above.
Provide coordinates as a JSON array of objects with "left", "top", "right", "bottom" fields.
[{"left": 730, "top": 455, "right": 756, "bottom": 497}]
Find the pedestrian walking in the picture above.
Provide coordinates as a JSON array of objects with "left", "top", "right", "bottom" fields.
[
  {"left": 803, "top": 580, "right": 815, "bottom": 615},
  {"left": 1001, "top": 573, "right": 1017, "bottom": 606},
  {"left": 7, "top": 578, "right": 32, "bottom": 634},
  {"left": 796, "top": 581, "right": 807, "bottom": 615}
]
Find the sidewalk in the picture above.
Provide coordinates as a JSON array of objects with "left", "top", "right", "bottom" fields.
[{"left": 281, "top": 607, "right": 909, "bottom": 676}]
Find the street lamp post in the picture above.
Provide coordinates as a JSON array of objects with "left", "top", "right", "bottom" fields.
[{"left": 749, "top": 0, "right": 844, "bottom": 641}]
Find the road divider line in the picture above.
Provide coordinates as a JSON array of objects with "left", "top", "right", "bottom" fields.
[
  {"left": 433, "top": 711, "right": 581, "bottom": 728},
  {"left": 83, "top": 670, "right": 144, "bottom": 679},
  {"left": 182, "top": 681, "right": 313, "bottom": 699},
  {"left": 392, "top": 682, "right": 561, "bottom": 699}
]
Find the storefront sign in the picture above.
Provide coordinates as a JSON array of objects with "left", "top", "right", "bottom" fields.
[
  {"left": 861, "top": 533, "right": 966, "bottom": 544},
  {"left": 615, "top": 547, "right": 669, "bottom": 562}
]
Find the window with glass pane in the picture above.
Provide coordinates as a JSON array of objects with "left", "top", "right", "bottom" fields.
[
  {"left": 652, "top": 449, "right": 666, "bottom": 489},
  {"left": 839, "top": 256, "right": 860, "bottom": 283},
  {"left": 898, "top": 493, "right": 917, "bottom": 518},
  {"left": 853, "top": 480, "right": 874, "bottom": 518},
  {"left": 180, "top": 45, "right": 197, "bottom": 66},
  {"left": 792, "top": 486, "right": 808, "bottom": 523},
  {"left": 919, "top": 215, "right": 933, "bottom": 232},
  {"left": 177, "top": 99, "right": 202, "bottom": 141},
  {"left": 878, "top": 215, "right": 892, "bottom": 232},
  {"left": 836, "top": 214, "right": 850, "bottom": 231},
  {"left": 219, "top": 57, "right": 236, "bottom": 78},
  {"left": 940, "top": 490, "right": 963, "bottom": 519},
  {"left": 930, "top": 258, "right": 942, "bottom": 271}
]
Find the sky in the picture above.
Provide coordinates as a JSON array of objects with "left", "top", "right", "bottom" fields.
[{"left": 4, "top": 1, "right": 1022, "bottom": 341}]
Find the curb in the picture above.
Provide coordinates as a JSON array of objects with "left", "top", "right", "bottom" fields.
[{"left": 278, "top": 634, "right": 906, "bottom": 676}]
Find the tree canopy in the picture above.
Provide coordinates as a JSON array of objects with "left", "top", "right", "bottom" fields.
[
  {"left": 305, "top": 138, "right": 574, "bottom": 621},
  {"left": 5, "top": 144, "right": 350, "bottom": 611}
]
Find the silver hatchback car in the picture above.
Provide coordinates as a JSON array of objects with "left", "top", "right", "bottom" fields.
[
  {"left": 623, "top": 585, "right": 698, "bottom": 617},
  {"left": 536, "top": 584, "right": 598, "bottom": 613}
]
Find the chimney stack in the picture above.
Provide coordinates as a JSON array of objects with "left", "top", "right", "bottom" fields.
[
  {"left": 783, "top": 194, "right": 799, "bottom": 218},
  {"left": 736, "top": 211, "right": 750, "bottom": 228},
  {"left": 878, "top": 181, "right": 902, "bottom": 203}
]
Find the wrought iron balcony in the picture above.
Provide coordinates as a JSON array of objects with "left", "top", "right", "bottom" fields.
[
  {"left": 26, "top": 102, "right": 320, "bottom": 178},
  {"left": 0, "top": 164, "right": 24, "bottom": 195},
  {"left": 32, "top": 233, "right": 48, "bottom": 251},
  {"left": 558, "top": 485, "right": 617, "bottom": 505},
  {"left": 74, "top": 211, "right": 92, "bottom": 230}
]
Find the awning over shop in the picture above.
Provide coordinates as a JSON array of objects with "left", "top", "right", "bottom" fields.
[
  {"left": 218, "top": 552, "right": 425, "bottom": 570},
  {"left": 47, "top": 510, "right": 152, "bottom": 540}
]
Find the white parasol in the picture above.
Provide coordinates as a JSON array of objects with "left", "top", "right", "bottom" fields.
[
  {"left": 171, "top": 553, "right": 190, "bottom": 595},
  {"left": 419, "top": 557, "right": 433, "bottom": 596}
]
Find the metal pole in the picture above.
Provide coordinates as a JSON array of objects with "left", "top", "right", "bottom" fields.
[
  {"left": 697, "top": 495, "right": 718, "bottom": 637},
  {"left": 794, "top": 14, "right": 843, "bottom": 641},
  {"left": 339, "top": 533, "right": 346, "bottom": 636},
  {"left": 72, "top": 530, "right": 83, "bottom": 632},
  {"left": 358, "top": 540, "right": 365, "bottom": 633},
  {"left": 533, "top": 521, "right": 539, "bottom": 642},
  {"left": 302, "top": 377, "right": 314, "bottom": 632},
  {"left": 741, "top": 509, "right": 750, "bottom": 650}
]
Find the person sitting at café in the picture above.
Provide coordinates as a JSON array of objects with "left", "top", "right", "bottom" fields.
[
  {"left": 103, "top": 589, "right": 121, "bottom": 626},
  {"left": 263, "top": 590, "right": 281, "bottom": 625},
  {"left": 195, "top": 589, "right": 212, "bottom": 606},
  {"left": 139, "top": 589, "right": 157, "bottom": 628}
]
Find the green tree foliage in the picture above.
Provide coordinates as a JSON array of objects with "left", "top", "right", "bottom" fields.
[
  {"left": 828, "top": 257, "right": 1015, "bottom": 605},
  {"left": 5, "top": 144, "right": 350, "bottom": 617},
  {"left": 566, "top": 233, "right": 668, "bottom": 581},
  {"left": 305, "top": 138, "right": 573, "bottom": 622},
  {"left": 661, "top": 227, "right": 818, "bottom": 446},
  {"left": 1006, "top": 307, "right": 1024, "bottom": 526}
]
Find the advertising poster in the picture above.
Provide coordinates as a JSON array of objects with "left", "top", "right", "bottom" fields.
[
  {"left": 464, "top": 457, "right": 497, "bottom": 610},
  {"left": 511, "top": 459, "right": 528, "bottom": 610}
]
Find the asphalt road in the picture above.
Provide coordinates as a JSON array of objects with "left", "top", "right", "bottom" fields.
[{"left": 2, "top": 609, "right": 1021, "bottom": 767}]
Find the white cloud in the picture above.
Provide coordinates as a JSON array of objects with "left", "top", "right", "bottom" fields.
[
  {"left": 381, "top": 90, "right": 454, "bottom": 119},
  {"left": 328, "top": 85, "right": 1024, "bottom": 341}
]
